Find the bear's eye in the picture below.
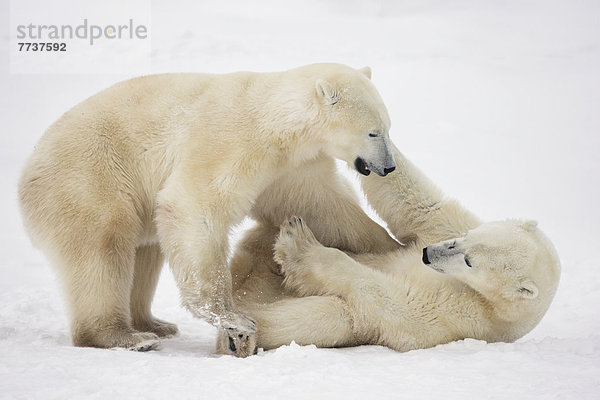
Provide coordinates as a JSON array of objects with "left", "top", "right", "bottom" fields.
[
  {"left": 368, "top": 132, "right": 379, "bottom": 138},
  {"left": 464, "top": 256, "right": 473, "bottom": 268}
]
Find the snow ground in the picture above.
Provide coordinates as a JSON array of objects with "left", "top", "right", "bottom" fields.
[{"left": 1, "top": 0, "right": 599, "bottom": 398}]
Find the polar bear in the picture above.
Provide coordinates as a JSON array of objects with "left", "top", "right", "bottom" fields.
[
  {"left": 18, "top": 63, "right": 397, "bottom": 351},
  {"left": 220, "top": 146, "right": 561, "bottom": 356}
]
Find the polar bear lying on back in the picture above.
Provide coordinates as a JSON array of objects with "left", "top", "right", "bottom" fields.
[{"left": 221, "top": 146, "right": 561, "bottom": 356}]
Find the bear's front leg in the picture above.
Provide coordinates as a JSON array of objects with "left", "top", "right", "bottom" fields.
[
  {"left": 156, "top": 191, "right": 257, "bottom": 357},
  {"left": 360, "top": 145, "right": 480, "bottom": 247}
]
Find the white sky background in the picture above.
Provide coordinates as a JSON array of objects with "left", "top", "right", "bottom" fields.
[
  {"left": 0, "top": 1, "right": 599, "bottom": 398},
  {"left": 1, "top": 0, "right": 598, "bottom": 263}
]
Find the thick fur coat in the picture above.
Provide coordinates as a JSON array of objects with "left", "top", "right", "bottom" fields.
[
  {"left": 223, "top": 146, "right": 561, "bottom": 356},
  {"left": 18, "top": 64, "right": 396, "bottom": 352}
]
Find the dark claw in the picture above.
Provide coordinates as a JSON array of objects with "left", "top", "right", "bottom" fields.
[{"left": 228, "top": 336, "right": 236, "bottom": 352}]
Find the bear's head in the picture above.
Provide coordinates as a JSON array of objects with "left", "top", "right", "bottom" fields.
[
  {"left": 422, "top": 220, "right": 561, "bottom": 334},
  {"left": 299, "top": 63, "right": 396, "bottom": 177}
]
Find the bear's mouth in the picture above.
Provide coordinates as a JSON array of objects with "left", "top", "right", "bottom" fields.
[{"left": 354, "top": 157, "right": 371, "bottom": 176}]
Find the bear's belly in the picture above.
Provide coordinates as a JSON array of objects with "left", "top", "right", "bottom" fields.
[{"left": 136, "top": 219, "right": 160, "bottom": 247}]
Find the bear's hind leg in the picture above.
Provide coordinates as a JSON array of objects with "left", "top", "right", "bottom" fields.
[
  {"left": 64, "top": 240, "right": 160, "bottom": 351},
  {"left": 274, "top": 217, "right": 386, "bottom": 300},
  {"left": 217, "top": 296, "right": 355, "bottom": 352},
  {"left": 130, "top": 244, "right": 178, "bottom": 338}
]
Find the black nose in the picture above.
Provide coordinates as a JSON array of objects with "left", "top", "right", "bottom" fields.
[
  {"left": 383, "top": 166, "right": 396, "bottom": 175},
  {"left": 422, "top": 247, "right": 430, "bottom": 264}
]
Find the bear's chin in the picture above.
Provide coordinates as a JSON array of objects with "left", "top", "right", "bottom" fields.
[{"left": 354, "top": 157, "right": 371, "bottom": 176}]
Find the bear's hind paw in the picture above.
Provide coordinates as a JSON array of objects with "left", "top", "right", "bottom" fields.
[{"left": 274, "top": 216, "right": 320, "bottom": 265}]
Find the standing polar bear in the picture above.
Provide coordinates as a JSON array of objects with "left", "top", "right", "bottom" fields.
[
  {"left": 220, "top": 146, "right": 561, "bottom": 356},
  {"left": 18, "top": 63, "right": 397, "bottom": 351}
]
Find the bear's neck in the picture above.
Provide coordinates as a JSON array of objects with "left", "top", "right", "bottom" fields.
[
  {"left": 477, "top": 292, "right": 543, "bottom": 342},
  {"left": 250, "top": 73, "right": 323, "bottom": 149},
  {"left": 432, "top": 278, "right": 497, "bottom": 340},
  {"left": 397, "top": 267, "right": 504, "bottom": 345},
  {"left": 436, "top": 281, "right": 537, "bottom": 343}
]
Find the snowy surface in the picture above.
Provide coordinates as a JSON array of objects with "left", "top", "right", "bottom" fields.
[{"left": 1, "top": 0, "right": 599, "bottom": 398}]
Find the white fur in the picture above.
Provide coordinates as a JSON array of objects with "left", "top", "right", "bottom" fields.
[
  {"left": 18, "top": 63, "right": 394, "bottom": 351},
  {"left": 224, "top": 146, "right": 561, "bottom": 355}
]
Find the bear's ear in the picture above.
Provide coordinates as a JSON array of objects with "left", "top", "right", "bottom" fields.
[
  {"left": 359, "top": 66, "right": 372, "bottom": 79},
  {"left": 517, "top": 279, "right": 539, "bottom": 299},
  {"left": 521, "top": 220, "right": 538, "bottom": 232},
  {"left": 315, "top": 79, "right": 340, "bottom": 105}
]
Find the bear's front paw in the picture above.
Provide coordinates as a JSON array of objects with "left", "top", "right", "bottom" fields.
[
  {"left": 215, "top": 314, "right": 257, "bottom": 358},
  {"left": 274, "top": 216, "right": 320, "bottom": 266}
]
